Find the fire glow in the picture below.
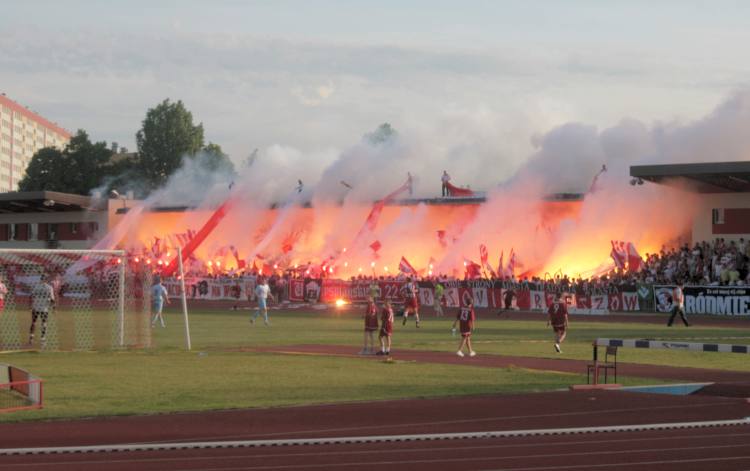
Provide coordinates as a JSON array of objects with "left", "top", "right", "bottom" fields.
[{"left": 117, "top": 177, "right": 694, "bottom": 280}]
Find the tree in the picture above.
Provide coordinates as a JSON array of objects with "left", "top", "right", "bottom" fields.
[
  {"left": 364, "top": 123, "right": 397, "bottom": 146},
  {"left": 19, "top": 130, "right": 113, "bottom": 194},
  {"left": 18, "top": 147, "right": 66, "bottom": 191},
  {"left": 199, "top": 142, "right": 235, "bottom": 175},
  {"left": 136, "top": 99, "right": 204, "bottom": 190}
]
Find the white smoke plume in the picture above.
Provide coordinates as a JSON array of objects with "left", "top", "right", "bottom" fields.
[{"left": 116, "top": 89, "right": 749, "bottom": 277}]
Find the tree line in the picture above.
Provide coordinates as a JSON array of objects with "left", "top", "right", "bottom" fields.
[{"left": 19, "top": 99, "right": 235, "bottom": 197}]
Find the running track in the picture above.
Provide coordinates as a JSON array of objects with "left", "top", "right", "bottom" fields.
[
  {"left": 3, "top": 310, "right": 750, "bottom": 470},
  {"left": 3, "top": 390, "right": 750, "bottom": 470}
]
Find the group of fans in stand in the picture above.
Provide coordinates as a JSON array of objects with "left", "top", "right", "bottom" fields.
[{"left": 641, "top": 238, "right": 750, "bottom": 286}]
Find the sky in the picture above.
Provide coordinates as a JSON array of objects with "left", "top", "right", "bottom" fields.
[{"left": 2, "top": 0, "right": 750, "bottom": 190}]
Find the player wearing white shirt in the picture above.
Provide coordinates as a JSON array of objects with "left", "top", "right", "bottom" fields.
[
  {"left": 667, "top": 281, "right": 690, "bottom": 327},
  {"left": 29, "top": 274, "right": 55, "bottom": 345},
  {"left": 251, "top": 278, "right": 274, "bottom": 325},
  {"left": 150, "top": 278, "right": 170, "bottom": 328}
]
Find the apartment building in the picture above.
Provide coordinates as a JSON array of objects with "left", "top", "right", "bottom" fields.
[{"left": 0, "top": 94, "right": 71, "bottom": 192}]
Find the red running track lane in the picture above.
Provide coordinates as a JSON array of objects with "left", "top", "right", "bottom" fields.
[
  {"left": 4, "top": 426, "right": 750, "bottom": 470},
  {"left": 1, "top": 390, "right": 749, "bottom": 448},
  {"left": 250, "top": 344, "right": 750, "bottom": 385}
]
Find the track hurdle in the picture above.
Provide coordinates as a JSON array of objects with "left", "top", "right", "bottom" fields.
[
  {"left": 0, "top": 364, "right": 43, "bottom": 413},
  {"left": 589, "top": 338, "right": 750, "bottom": 385}
]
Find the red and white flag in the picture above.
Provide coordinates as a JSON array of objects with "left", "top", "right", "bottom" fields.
[
  {"left": 229, "top": 245, "right": 246, "bottom": 269},
  {"left": 479, "top": 244, "right": 488, "bottom": 265},
  {"left": 506, "top": 249, "right": 518, "bottom": 277},
  {"left": 399, "top": 256, "right": 418, "bottom": 276},
  {"left": 151, "top": 237, "right": 163, "bottom": 258},
  {"left": 479, "top": 244, "right": 496, "bottom": 278},
  {"left": 627, "top": 242, "right": 642, "bottom": 272},
  {"left": 464, "top": 258, "right": 482, "bottom": 279},
  {"left": 427, "top": 256, "right": 437, "bottom": 274},
  {"left": 497, "top": 250, "right": 504, "bottom": 277},
  {"left": 168, "top": 229, "right": 196, "bottom": 248},
  {"left": 610, "top": 240, "right": 627, "bottom": 269},
  {"left": 436, "top": 230, "right": 447, "bottom": 248}
]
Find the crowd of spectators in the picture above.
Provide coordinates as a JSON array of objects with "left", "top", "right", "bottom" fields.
[
  {"left": 161, "top": 238, "right": 750, "bottom": 294},
  {"left": 640, "top": 238, "right": 749, "bottom": 286}
]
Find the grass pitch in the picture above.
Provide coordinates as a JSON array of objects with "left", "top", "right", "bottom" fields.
[{"left": 1, "top": 305, "right": 748, "bottom": 422}]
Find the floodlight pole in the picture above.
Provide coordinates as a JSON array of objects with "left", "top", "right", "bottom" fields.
[{"left": 177, "top": 247, "right": 192, "bottom": 350}]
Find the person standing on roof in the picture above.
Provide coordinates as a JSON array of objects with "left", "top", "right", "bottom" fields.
[{"left": 441, "top": 171, "right": 451, "bottom": 197}]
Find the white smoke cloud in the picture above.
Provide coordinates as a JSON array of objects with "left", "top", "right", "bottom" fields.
[{"left": 115, "top": 89, "right": 749, "bottom": 278}]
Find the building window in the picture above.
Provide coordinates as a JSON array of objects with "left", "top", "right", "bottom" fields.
[
  {"left": 9, "top": 223, "right": 16, "bottom": 241},
  {"left": 712, "top": 208, "right": 725, "bottom": 224},
  {"left": 49, "top": 223, "right": 58, "bottom": 240},
  {"left": 70, "top": 222, "right": 79, "bottom": 234},
  {"left": 29, "top": 223, "right": 37, "bottom": 241}
]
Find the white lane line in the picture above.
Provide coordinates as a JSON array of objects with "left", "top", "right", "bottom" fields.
[
  {"left": 4, "top": 433, "right": 750, "bottom": 468},
  {"left": 1, "top": 418, "right": 748, "bottom": 456}
]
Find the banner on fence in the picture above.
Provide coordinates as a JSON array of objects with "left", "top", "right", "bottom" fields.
[
  {"left": 286, "top": 278, "right": 640, "bottom": 314},
  {"left": 654, "top": 285, "right": 750, "bottom": 316},
  {"left": 161, "top": 275, "right": 641, "bottom": 313},
  {"left": 163, "top": 277, "right": 256, "bottom": 301}
]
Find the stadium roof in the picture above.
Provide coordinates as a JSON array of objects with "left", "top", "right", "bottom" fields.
[
  {"left": 0, "top": 191, "right": 105, "bottom": 213},
  {"left": 149, "top": 193, "right": 584, "bottom": 212},
  {"left": 630, "top": 161, "right": 750, "bottom": 193}
]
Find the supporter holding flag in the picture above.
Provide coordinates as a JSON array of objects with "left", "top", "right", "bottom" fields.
[
  {"left": 627, "top": 242, "right": 643, "bottom": 272},
  {"left": 610, "top": 241, "right": 627, "bottom": 270},
  {"left": 398, "top": 256, "right": 418, "bottom": 276},
  {"left": 441, "top": 170, "right": 451, "bottom": 197},
  {"left": 464, "top": 259, "right": 482, "bottom": 279}
]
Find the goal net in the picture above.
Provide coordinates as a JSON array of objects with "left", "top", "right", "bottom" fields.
[{"left": 0, "top": 249, "right": 151, "bottom": 351}]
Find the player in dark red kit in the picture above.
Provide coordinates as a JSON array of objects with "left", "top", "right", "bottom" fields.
[
  {"left": 361, "top": 298, "right": 379, "bottom": 354},
  {"left": 401, "top": 277, "right": 420, "bottom": 328},
  {"left": 547, "top": 293, "right": 569, "bottom": 353},
  {"left": 378, "top": 299, "right": 394, "bottom": 355},
  {"left": 451, "top": 298, "right": 476, "bottom": 357}
]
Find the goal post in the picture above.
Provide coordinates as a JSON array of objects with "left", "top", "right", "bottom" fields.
[{"left": 0, "top": 249, "right": 151, "bottom": 351}]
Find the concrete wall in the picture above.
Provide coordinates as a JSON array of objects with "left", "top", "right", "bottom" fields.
[
  {"left": 0, "top": 198, "right": 139, "bottom": 250},
  {"left": 692, "top": 192, "right": 750, "bottom": 243}
]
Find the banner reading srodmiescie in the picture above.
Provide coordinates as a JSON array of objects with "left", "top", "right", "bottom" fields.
[{"left": 654, "top": 285, "right": 750, "bottom": 316}]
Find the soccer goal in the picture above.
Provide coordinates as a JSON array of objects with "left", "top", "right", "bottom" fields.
[{"left": 0, "top": 249, "right": 152, "bottom": 351}]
